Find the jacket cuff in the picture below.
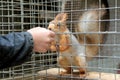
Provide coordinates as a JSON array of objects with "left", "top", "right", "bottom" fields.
[{"left": 23, "top": 32, "right": 34, "bottom": 55}]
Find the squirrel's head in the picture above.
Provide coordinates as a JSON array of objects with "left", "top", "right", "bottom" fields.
[{"left": 48, "top": 13, "right": 68, "bottom": 32}]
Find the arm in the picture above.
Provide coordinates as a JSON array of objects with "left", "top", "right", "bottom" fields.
[
  {"left": 0, "top": 27, "right": 55, "bottom": 69},
  {"left": 0, "top": 32, "right": 33, "bottom": 69}
]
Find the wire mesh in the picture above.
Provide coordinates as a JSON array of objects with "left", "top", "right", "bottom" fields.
[
  {"left": 0, "top": 0, "right": 59, "bottom": 79},
  {"left": 0, "top": 0, "right": 120, "bottom": 80}
]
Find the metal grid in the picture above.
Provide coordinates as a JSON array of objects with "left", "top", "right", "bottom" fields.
[
  {"left": 0, "top": 0, "right": 120, "bottom": 80},
  {"left": 0, "top": 0, "right": 59, "bottom": 79}
]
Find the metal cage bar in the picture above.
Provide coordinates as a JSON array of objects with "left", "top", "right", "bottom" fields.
[{"left": 0, "top": 0, "right": 120, "bottom": 80}]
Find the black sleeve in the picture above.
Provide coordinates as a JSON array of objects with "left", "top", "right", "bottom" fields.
[{"left": 0, "top": 32, "right": 33, "bottom": 69}]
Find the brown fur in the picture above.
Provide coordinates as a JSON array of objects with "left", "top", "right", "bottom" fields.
[{"left": 48, "top": 13, "right": 87, "bottom": 76}]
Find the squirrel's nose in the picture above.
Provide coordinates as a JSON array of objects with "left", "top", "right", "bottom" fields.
[{"left": 48, "top": 27, "right": 52, "bottom": 30}]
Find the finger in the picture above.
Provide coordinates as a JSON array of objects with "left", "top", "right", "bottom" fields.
[
  {"left": 46, "top": 38, "right": 55, "bottom": 44},
  {"left": 49, "top": 31, "right": 55, "bottom": 37},
  {"left": 51, "top": 37, "right": 55, "bottom": 41},
  {"left": 39, "top": 48, "right": 47, "bottom": 53},
  {"left": 40, "top": 43, "right": 50, "bottom": 50},
  {"left": 45, "top": 44, "right": 51, "bottom": 50}
]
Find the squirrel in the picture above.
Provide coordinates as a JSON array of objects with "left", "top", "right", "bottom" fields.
[
  {"left": 48, "top": 0, "right": 109, "bottom": 77},
  {"left": 48, "top": 13, "right": 87, "bottom": 76}
]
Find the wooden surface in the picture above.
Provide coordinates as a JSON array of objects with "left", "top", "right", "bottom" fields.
[{"left": 37, "top": 68, "right": 120, "bottom": 80}]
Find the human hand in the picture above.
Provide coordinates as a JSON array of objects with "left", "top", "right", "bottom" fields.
[{"left": 27, "top": 27, "right": 55, "bottom": 53}]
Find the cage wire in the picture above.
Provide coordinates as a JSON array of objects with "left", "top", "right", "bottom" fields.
[
  {"left": 0, "top": 0, "right": 120, "bottom": 80},
  {"left": 0, "top": 0, "right": 59, "bottom": 79}
]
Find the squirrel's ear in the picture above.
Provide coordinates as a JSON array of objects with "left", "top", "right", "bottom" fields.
[
  {"left": 62, "top": 13, "right": 68, "bottom": 22},
  {"left": 55, "top": 13, "right": 68, "bottom": 21}
]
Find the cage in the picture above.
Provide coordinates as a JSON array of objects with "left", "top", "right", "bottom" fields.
[{"left": 0, "top": 0, "right": 120, "bottom": 80}]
